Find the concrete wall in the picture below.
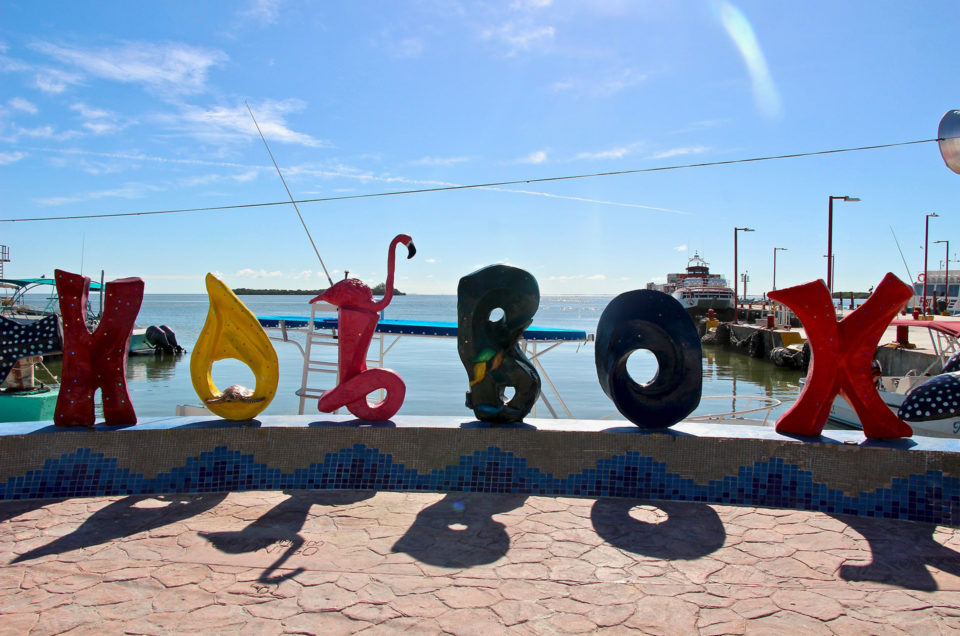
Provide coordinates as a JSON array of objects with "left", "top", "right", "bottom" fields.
[
  {"left": 875, "top": 345, "right": 943, "bottom": 377},
  {"left": 0, "top": 415, "right": 957, "bottom": 526}
]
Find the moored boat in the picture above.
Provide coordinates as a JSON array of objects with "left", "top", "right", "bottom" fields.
[
  {"left": 647, "top": 252, "right": 736, "bottom": 320},
  {"left": 1, "top": 276, "right": 181, "bottom": 355},
  {"left": 0, "top": 356, "right": 59, "bottom": 423},
  {"left": 910, "top": 269, "right": 959, "bottom": 315},
  {"left": 828, "top": 319, "right": 960, "bottom": 437}
]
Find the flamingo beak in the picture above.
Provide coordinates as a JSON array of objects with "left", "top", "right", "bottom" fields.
[{"left": 406, "top": 241, "right": 417, "bottom": 259}]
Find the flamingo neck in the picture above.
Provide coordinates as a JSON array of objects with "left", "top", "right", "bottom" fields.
[{"left": 372, "top": 236, "right": 404, "bottom": 311}]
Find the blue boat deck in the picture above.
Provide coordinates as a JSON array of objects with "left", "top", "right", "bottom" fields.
[{"left": 257, "top": 315, "right": 589, "bottom": 342}]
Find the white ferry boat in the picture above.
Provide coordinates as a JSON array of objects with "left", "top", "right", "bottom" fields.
[
  {"left": 647, "top": 253, "right": 736, "bottom": 319},
  {"left": 910, "top": 269, "right": 959, "bottom": 315}
]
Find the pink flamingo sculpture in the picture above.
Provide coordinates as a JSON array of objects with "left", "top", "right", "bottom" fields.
[{"left": 311, "top": 234, "right": 416, "bottom": 421}]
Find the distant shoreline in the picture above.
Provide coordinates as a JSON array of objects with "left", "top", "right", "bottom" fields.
[{"left": 233, "top": 284, "right": 405, "bottom": 296}]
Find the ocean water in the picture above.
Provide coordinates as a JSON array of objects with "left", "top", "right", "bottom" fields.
[{"left": 29, "top": 293, "right": 804, "bottom": 423}]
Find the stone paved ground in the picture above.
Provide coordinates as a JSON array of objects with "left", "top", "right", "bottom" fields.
[{"left": 2, "top": 491, "right": 960, "bottom": 635}]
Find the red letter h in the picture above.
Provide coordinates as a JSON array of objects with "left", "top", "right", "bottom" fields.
[{"left": 54, "top": 269, "right": 144, "bottom": 427}]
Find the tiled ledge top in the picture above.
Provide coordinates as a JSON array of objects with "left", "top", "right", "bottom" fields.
[{"left": 0, "top": 414, "right": 957, "bottom": 453}]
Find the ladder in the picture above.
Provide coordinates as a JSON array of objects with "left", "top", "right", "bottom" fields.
[
  {"left": 0, "top": 245, "right": 8, "bottom": 282},
  {"left": 294, "top": 303, "right": 388, "bottom": 415}
]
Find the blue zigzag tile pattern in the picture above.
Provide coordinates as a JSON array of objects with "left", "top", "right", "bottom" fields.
[{"left": 2, "top": 445, "right": 958, "bottom": 525}]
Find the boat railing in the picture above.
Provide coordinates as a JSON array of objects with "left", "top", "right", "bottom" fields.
[
  {"left": 601, "top": 395, "right": 782, "bottom": 426},
  {"left": 258, "top": 304, "right": 590, "bottom": 418},
  {"left": 685, "top": 395, "right": 782, "bottom": 426}
]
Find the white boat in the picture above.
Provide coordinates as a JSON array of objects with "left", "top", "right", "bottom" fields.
[
  {"left": 828, "top": 319, "right": 960, "bottom": 437},
  {"left": 910, "top": 268, "right": 959, "bottom": 315},
  {"left": 0, "top": 276, "right": 178, "bottom": 355},
  {"left": 646, "top": 253, "right": 736, "bottom": 319}
]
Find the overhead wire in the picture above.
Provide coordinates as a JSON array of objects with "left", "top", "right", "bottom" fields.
[
  {"left": 0, "top": 137, "right": 942, "bottom": 223},
  {"left": 245, "top": 101, "right": 335, "bottom": 287}
]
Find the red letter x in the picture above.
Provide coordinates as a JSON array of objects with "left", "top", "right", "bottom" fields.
[
  {"left": 55, "top": 269, "right": 144, "bottom": 427},
  {"left": 768, "top": 273, "right": 913, "bottom": 439}
]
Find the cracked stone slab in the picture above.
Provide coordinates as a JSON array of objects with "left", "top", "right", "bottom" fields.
[{"left": 1, "top": 490, "right": 960, "bottom": 633}]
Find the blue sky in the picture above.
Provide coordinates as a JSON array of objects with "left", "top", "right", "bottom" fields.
[{"left": 1, "top": 1, "right": 957, "bottom": 295}]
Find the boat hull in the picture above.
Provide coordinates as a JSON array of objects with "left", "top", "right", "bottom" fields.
[
  {"left": 673, "top": 294, "right": 735, "bottom": 320},
  {"left": 829, "top": 392, "right": 960, "bottom": 438},
  {"left": 0, "top": 387, "right": 59, "bottom": 423}
]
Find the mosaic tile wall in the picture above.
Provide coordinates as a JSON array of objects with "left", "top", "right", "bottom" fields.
[{"left": 0, "top": 419, "right": 958, "bottom": 526}]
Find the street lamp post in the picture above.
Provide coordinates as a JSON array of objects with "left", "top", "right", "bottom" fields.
[
  {"left": 734, "top": 227, "right": 754, "bottom": 323},
  {"left": 827, "top": 195, "right": 860, "bottom": 294},
  {"left": 772, "top": 247, "right": 787, "bottom": 291},
  {"left": 923, "top": 213, "right": 939, "bottom": 316},
  {"left": 934, "top": 239, "right": 950, "bottom": 314}
]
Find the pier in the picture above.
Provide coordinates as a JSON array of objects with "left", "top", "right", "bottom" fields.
[{"left": 704, "top": 304, "right": 960, "bottom": 374}]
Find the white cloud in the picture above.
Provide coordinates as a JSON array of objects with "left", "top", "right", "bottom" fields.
[
  {"left": 232, "top": 169, "right": 259, "bottom": 182},
  {"left": 141, "top": 274, "right": 204, "bottom": 281},
  {"left": 425, "top": 258, "right": 439, "bottom": 263},
  {"left": 670, "top": 119, "right": 728, "bottom": 135},
  {"left": 674, "top": 244, "right": 688, "bottom": 251},
  {"left": 48, "top": 154, "right": 129, "bottom": 175},
  {"left": 289, "top": 270, "right": 315, "bottom": 280},
  {"left": 482, "top": 23, "right": 555, "bottom": 55},
  {"left": 86, "top": 122, "right": 123, "bottom": 134},
  {"left": 651, "top": 146, "right": 710, "bottom": 160},
  {"left": 8, "top": 97, "right": 37, "bottom": 114},
  {"left": 518, "top": 150, "right": 548, "bottom": 164},
  {"left": 485, "top": 187, "right": 692, "bottom": 215},
  {"left": 553, "top": 68, "right": 647, "bottom": 97},
  {"left": 587, "top": 274, "right": 606, "bottom": 280},
  {"left": 234, "top": 268, "right": 283, "bottom": 279},
  {"left": 33, "top": 68, "right": 83, "bottom": 93},
  {"left": 32, "top": 41, "right": 227, "bottom": 95},
  {"left": 70, "top": 103, "right": 110, "bottom": 119},
  {"left": 0, "top": 151, "right": 25, "bottom": 165},
  {"left": 0, "top": 55, "right": 30, "bottom": 73},
  {"left": 70, "top": 102, "right": 123, "bottom": 135},
  {"left": 395, "top": 38, "right": 425, "bottom": 58},
  {"left": 410, "top": 155, "right": 471, "bottom": 166},
  {"left": 574, "top": 146, "right": 631, "bottom": 160},
  {"left": 177, "top": 99, "right": 325, "bottom": 147},
  {"left": 14, "top": 146, "right": 252, "bottom": 169},
  {"left": 34, "top": 182, "right": 161, "bottom": 206},
  {"left": 240, "top": 0, "right": 281, "bottom": 24},
  {"left": 512, "top": 0, "right": 552, "bottom": 7},
  {"left": 10, "top": 124, "right": 79, "bottom": 141},
  {"left": 285, "top": 162, "right": 451, "bottom": 188},
  {"left": 179, "top": 174, "right": 221, "bottom": 187}
]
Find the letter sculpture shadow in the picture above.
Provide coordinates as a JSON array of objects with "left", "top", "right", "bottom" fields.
[
  {"left": 457, "top": 264, "right": 541, "bottom": 423},
  {"left": 768, "top": 273, "right": 913, "bottom": 439},
  {"left": 595, "top": 290, "right": 702, "bottom": 428},
  {"left": 191, "top": 273, "right": 278, "bottom": 420},
  {"left": 310, "top": 234, "right": 415, "bottom": 421},
  {"left": 54, "top": 269, "right": 143, "bottom": 427}
]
